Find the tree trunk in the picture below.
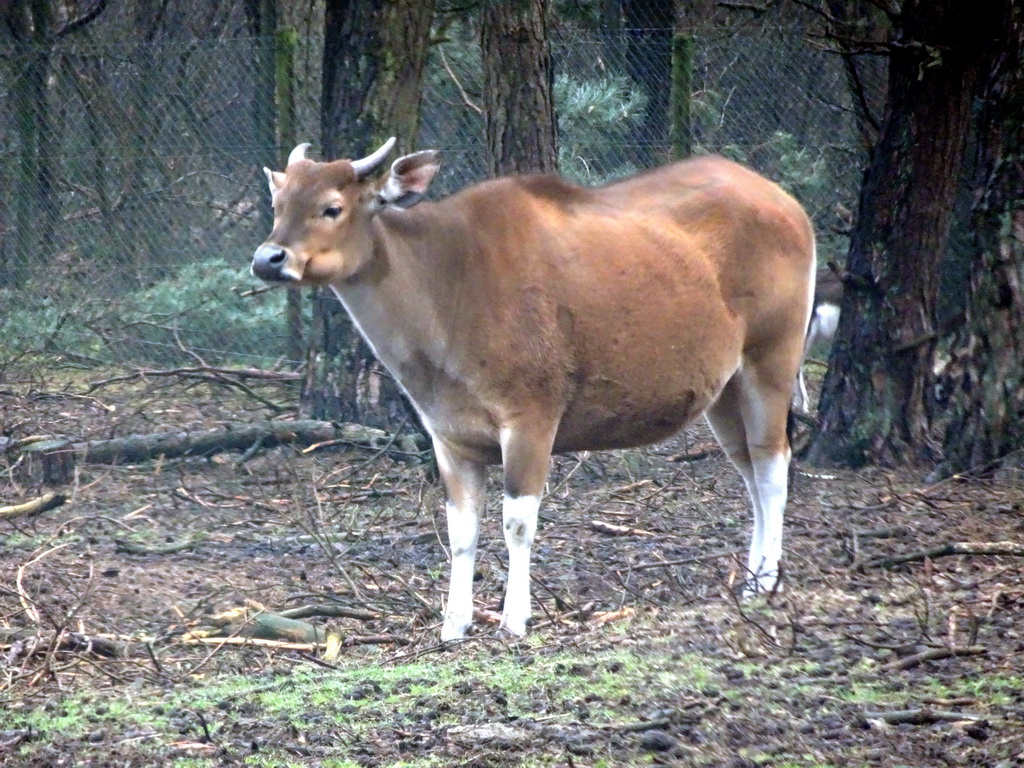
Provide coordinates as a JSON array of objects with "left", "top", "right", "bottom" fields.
[
  {"left": 480, "top": 0, "right": 558, "bottom": 175},
  {"left": 8, "top": 1, "right": 55, "bottom": 287},
  {"left": 306, "top": 0, "right": 435, "bottom": 429},
  {"left": 808, "top": 0, "right": 997, "bottom": 467},
  {"left": 671, "top": 3, "right": 714, "bottom": 162},
  {"left": 622, "top": 0, "right": 674, "bottom": 169},
  {"left": 937, "top": 1, "right": 1024, "bottom": 474},
  {"left": 321, "top": 0, "right": 434, "bottom": 159}
]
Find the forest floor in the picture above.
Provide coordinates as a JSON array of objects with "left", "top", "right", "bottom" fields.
[{"left": 1, "top": 366, "right": 1023, "bottom": 767}]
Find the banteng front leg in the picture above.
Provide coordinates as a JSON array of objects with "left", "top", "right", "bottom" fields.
[{"left": 435, "top": 442, "right": 486, "bottom": 641}]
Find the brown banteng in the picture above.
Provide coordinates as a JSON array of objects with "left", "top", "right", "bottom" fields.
[
  {"left": 252, "top": 138, "right": 816, "bottom": 640},
  {"left": 792, "top": 267, "right": 843, "bottom": 413}
]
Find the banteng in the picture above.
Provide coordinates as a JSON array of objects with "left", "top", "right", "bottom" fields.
[
  {"left": 792, "top": 267, "right": 843, "bottom": 414},
  {"left": 252, "top": 138, "right": 816, "bottom": 640}
]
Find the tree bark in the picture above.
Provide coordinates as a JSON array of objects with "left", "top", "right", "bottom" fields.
[
  {"left": 307, "top": 0, "right": 435, "bottom": 429},
  {"left": 321, "top": 0, "right": 434, "bottom": 159},
  {"left": 480, "top": 0, "right": 558, "bottom": 175},
  {"left": 7, "top": 1, "right": 56, "bottom": 287},
  {"left": 808, "top": 0, "right": 997, "bottom": 467},
  {"left": 937, "top": 0, "right": 1024, "bottom": 474}
]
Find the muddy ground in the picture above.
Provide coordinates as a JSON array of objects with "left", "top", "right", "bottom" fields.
[{"left": 1, "top": 368, "right": 1023, "bottom": 767}]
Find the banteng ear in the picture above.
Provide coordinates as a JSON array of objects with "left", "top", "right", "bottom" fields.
[
  {"left": 264, "top": 167, "right": 286, "bottom": 202},
  {"left": 376, "top": 151, "right": 441, "bottom": 210}
]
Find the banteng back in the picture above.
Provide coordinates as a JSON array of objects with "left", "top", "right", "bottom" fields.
[{"left": 252, "top": 138, "right": 816, "bottom": 640}]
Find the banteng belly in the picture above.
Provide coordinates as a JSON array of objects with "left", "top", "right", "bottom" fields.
[{"left": 552, "top": 330, "right": 739, "bottom": 454}]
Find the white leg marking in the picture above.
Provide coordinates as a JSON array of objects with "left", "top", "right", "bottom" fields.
[
  {"left": 747, "top": 450, "right": 789, "bottom": 593},
  {"left": 500, "top": 494, "right": 540, "bottom": 636},
  {"left": 442, "top": 497, "right": 480, "bottom": 641},
  {"left": 435, "top": 445, "right": 484, "bottom": 642}
]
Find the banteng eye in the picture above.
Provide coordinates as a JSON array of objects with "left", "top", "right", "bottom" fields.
[{"left": 323, "top": 206, "right": 343, "bottom": 219}]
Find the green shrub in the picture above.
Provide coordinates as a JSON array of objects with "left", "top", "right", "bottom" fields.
[{"left": 0, "top": 258, "right": 298, "bottom": 368}]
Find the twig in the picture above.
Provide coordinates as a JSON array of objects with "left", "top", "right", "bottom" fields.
[
  {"left": 86, "top": 364, "right": 301, "bottom": 391},
  {"left": 587, "top": 519, "right": 654, "bottom": 537},
  {"left": 630, "top": 549, "right": 744, "bottom": 571},
  {"left": 439, "top": 46, "right": 482, "bottom": 114},
  {"left": 16, "top": 543, "right": 74, "bottom": 625}
]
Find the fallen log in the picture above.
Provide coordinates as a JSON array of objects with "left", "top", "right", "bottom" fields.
[
  {"left": 885, "top": 645, "right": 987, "bottom": 671},
  {"left": 1, "top": 628, "right": 124, "bottom": 659},
  {"left": 202, "top": 606, "right": 327, "bottom": 644},
  {"left": 0, "top": 492, "right": 67, "bottom": 521},
  {"left": 279, "top": 604, "right": 380, "bottom": 622},
  {"left": 16, "top": 419, "right": 425, "bottom": 483},
  {"left": 865, "top": 541, "right": 1024, "bottom": 569}
]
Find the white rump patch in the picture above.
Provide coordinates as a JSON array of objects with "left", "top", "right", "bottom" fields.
[{"left": 810, "top": 303, "right": 840, "bottom": 348}]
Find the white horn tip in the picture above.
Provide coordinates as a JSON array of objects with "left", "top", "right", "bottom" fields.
[
  {"left": 351, "top": 137, "right": 399, "bottom": 178},
  {"left": 287, "top": 142, "right": 312, "bottom": 167}
]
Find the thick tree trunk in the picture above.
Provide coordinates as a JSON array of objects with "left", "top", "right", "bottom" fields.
[
  {"left": 808, "top": 0, "right": 996, "bottom": 467},
  {"left": 307, "top": 0, "right": 434, "bottom": 429},
  {"left": 8, "top": 2, "right": 55, "bottom": 287},
  {"left": 937, "top": 1, "right": 1024, "bottom": 474},
  {"left": 321, "top": 0, "right": 434, "bottom": 159},
  {"left": 480, "top": 0, "right": 558, "bottom": 175}
]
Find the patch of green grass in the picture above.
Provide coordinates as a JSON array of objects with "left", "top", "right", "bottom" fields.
[
  {"left": 0, "top": 629, "right": 785, "bottom": 766},
  {"left": 773, "top": 760, "right": 841, "bottom": 768},
  {"left": 917, "top": 672, "right": 1024, "bottom": 706},
  {"left": 9, "top": 693, "right": 163, "bottom": 742}
]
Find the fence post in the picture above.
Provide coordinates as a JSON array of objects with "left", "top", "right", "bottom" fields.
[{"left": 671, "top": 32, "right": 694, "bottom": 160}]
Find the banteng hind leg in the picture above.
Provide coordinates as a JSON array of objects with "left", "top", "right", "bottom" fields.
[
  {"left": 706, "top": 364, "right": 793, "bottom": 594},
  {"left": 497, "top": 421, "right": 558, "bottom": 636}
]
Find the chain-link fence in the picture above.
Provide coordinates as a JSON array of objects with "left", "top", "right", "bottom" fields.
[{"left": 0, "top": 24, "right": 881, "bottom": 372}]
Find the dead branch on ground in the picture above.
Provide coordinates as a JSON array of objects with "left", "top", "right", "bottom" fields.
[
  {"left": 1, "top": 628, "right": 125, "bottom": 659},
  {"left": 587, "top": 519, "right": 655, "bottom": 537},
  {"left": 87, "top": 365, "right": 302, "bottom": 391},
  {"left": 865, "top": 541, "right": 1024, "bottom": 569},
  {"left": 864, "top": 708, "right": 987, "bottom": 725},
  {"left": 0, "top": 492, "right": 67, "bottom": 521},
  {"left": 884, "top": 645, "right": 987, "bottom": 671},
  {"left": 114, "top": 536, "right": 206, "bottom": 556},
  {"left": 14, "top": 419, "right": 425, "bottom": 483},
  {"left": 279, "top": 604, "right": 380, "bottom": 622}
]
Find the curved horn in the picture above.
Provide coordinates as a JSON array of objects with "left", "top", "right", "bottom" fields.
[
  {"left": 351, "top": 137, "right": 397, "bottom": 179},
  {"left": 287, "top": 143, "right": 312, "bottom": 167}
]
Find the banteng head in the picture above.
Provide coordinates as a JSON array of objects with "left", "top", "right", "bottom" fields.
[{"left": 251, "top": 137, "right": 441, "bottom": 285}]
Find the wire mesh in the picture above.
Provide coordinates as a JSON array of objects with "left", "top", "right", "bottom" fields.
[{"left": 0, "top": 25, "right": 881, "bottom": 371}]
